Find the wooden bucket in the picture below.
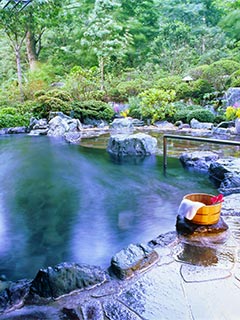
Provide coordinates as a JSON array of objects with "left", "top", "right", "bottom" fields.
[{"left": 184, "top": 193, "right": 222, "bottom": 225}]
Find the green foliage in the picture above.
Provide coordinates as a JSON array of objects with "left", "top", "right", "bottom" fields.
[
  {"left": 173, "top": 103, "right": 201, "bottom": 123},
  {"left": 229, "top": 69, "right": 240, "bottom": 86},
  {"left": 128, "top": 96, "right": 142, "bottom": 119},
  {"left": 32, "top": 89, "right": 72, "bottom": 118},
  {"left": 220, "top": 10, "right": 240, "bottom": 42},
  {"left": 155, "top": 76, "right": 182, "bottom": 91},
  {"left": 0, "top": 107, "right": 31, "bottom": 128},
  {"left": 186, "top": 109, "right": 215, "bottom": 123},
  {"left": 65, "top": 66, "right": 101, "bottom": 100},
  {"left": 114, "top": 79, "right": 150, "bottom": 100},
  {"left": 138, "top": 88, "right": 176, "bottom": 123},
  {"left": 202, "top": 59, "right": 240, "bottom": 90},
  {"left": 188, "top": 65, "right": 212, "bottom": 80},
  {"left": 71, "top": 100, "right": 114, "bottom": 123}
]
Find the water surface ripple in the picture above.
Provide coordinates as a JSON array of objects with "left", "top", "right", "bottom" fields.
[{"left": 0, "top": 135, "right": 216, "bottom": 280}]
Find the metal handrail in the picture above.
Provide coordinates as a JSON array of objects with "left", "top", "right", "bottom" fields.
[{"left": 163, "top": 134, "right": 240, "bottom": 171}]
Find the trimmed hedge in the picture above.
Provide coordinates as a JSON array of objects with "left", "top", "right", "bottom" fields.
[
  {"left": 186, "top": 109, "right": 215, "bottom": 123},
  {"left": 71, "top": 100, "right": 114, "bottom": 123}
]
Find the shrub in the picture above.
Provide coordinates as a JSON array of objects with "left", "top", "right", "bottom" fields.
[
  {"left": 186, "top": 109, "right": 215, "bottom": 123},
  {"left": 128, "top": 96, "right": 142, "bottom": 119},
  {"left": 0, "top": 107, "right": 32, "bottom": 128},
  {"left": 191, "top": 79, "right": 213, "bottom": 99},
  {"left": 155, "top": 76, "right": 182, "bottom": 90},
  {"left": 138, "top": 88, "right": 176, "bottom": 123},
  {"left": 71, "top": 100, "right": 114, "bottom": 123},
  {"left": 202, "top": 59, "right": 240, "bottom": 91},
  {"left": 175, "top": 83, "right": 193, "bottom": 100},
  {"left": 188, "top": 65, "right": 211, "bottom": 80},
  {"left": 115, "top": 78, "right": 150, "bottom": 99},
  {"left": 174, "top": 109, "right": 191, "bottom": 123},
  {"left": 229, "top": 69, "right": 240, "bottom": 87},
  {"left": 173, "top": 104, "right": 201, "bottom": 123},
  {"left": 32, "top": 89, "right": 72, "bottom": 118}
]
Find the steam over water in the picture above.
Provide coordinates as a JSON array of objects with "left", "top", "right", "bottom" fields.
[{"left": 0, "top": 135, "right": 215, "bottom": 280}]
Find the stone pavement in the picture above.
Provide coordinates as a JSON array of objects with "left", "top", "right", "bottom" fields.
[{"left": 1, "top": 195, "right": 240, "bottom": 320}]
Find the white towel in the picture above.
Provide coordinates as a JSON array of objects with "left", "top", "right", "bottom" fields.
[{"left": 178, "top": 198, "right": 205, "bottom": 220}]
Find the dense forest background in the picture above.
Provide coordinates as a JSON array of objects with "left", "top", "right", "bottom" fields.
[{"left": 0, "top": 0, "right": 240, "bottom": 127}]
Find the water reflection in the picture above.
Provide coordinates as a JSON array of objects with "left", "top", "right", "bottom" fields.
[{"left": 0, "top": 135, "right": 216, "bottom": 280}]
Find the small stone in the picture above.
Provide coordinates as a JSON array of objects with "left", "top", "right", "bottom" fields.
[{"left": 110, "top": 243, "right": 159, "bottom": 279}]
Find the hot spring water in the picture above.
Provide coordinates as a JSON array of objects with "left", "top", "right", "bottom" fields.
[{"left": 0, "top": 135, "right": 216, "bottom": 281}]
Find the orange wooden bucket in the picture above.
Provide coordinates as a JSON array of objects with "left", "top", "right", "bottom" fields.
[{"left": 184, "top": 193, "right": 222, "bottom": 225}]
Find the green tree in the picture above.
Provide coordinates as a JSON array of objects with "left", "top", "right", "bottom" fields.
[
  {"left": 0, "top": 7, "right": 27, "bottom": 101},
  {"left": 81, "top": 0, "right": 132, "bottom": 90}
]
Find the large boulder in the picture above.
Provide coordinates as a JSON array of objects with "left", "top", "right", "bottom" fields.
[
  {"left": 110, "top": 118, "right": 134, "bottom": 133},
  {"left": 223, "top": 87, "right": 240, "bottom": 107},
  {"left": 29, "top": 118, "right": 49, "bottom": 135},
  {"left": 209, "top": 158, "right": 240, "bottom": 194},
  {"left": 107, "top": 133, "right": 157, "bottom": 157},
  {"left": 48, "top": 114, "right": 82, "bottom": 137},
  {"left": 179, "top": 151, "right": 219, "bottom": 172},
  {"left": 30, "top": 262, "right": 107, "bottom": 299},
  {"left": 190, "top": 118, "right": 213, "bottom": 130}
]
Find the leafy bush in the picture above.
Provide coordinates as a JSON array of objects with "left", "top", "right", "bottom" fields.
[
  {"left": 128, "top": 96, "right": 142, "bottom": 119},
  {"left": 186, "top": 109, "right": 215, "bottom": 123},
  {"left": 32, "top": 89, "right": 72, "bottom": 118},
  {"left": 115, "top": 78, "right": 150, "bottom": 99},
  {"left": 202, "top": 59, "right": 240, "bottom": 90},
  {"left": 0, "top": 107, "right": 31, "bottom": 128},
  {"left": 173, "top": 103, "right": 201, "bottom": 123},
  {"left": 71, "top": 100, "right": 114, "bottom": 123},
  {"left": 191, "top": 79, "right": 213, "bottom": 99},
  {"left": 188, "top": 65, "right": 209, "bottom": 80},
  {"left": 175, "top": 83, "right": 193, "bottom": 100},
  {"left": 138, "top": 88, "right": 176, "bottom": 123},
  {"left": 229, "top": 69, "right": 240, "bottom": 87},
  {"left": 155, "top": 76, "right": 182, "bottom": 90}
]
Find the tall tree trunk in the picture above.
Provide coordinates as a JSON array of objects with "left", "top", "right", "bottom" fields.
[
  {"left": 15, "top": 46, "right": 24, "bottom": 102},
  {"left": 99, "top": 57, "right": 105, "bottom": 91},
  {"left": 26, "top": 29, "right": 38, "bottom": 71}
]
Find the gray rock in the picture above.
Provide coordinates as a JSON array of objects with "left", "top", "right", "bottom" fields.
[
  {"left": 6, "top": 127, "right": 28, "bottom": 134},
  {"left": 110, "top": 243, "right": 159, "bottom": 279},
  {"left": 30, "top": 262, "right": 108, "bottom": 299},
  {"left": 110, "top": 118, "right": 134, "bottom": 133},
  {"left": 29, "top": 117, "right": 48, "bottom": 130},
  {"left": 107, "top": 133, "right": 157, "bottom": 157},
  {"left": 223, "top": 87, "right": 240, "bottom": 107},
  {"left": 28, "top": 128, "right": 49, "bottom": 136},
  {"left": 0, "top": 128, "right": 8, "bottom": 135},
  {"left": 190, "top": 118, "right": 213, "bottom": 130},
  {"left": 209, "top": 158, "right": 240, "bottom": 194},
  {"left": 180, "top": 151, "right": 219, "bottom": 172},
  {"left": 48, "top": 115, "right": 82, "bottom": 137},
  {"left": 0, "top": 279, "right": 31, "bottom": 314},
  {"left": 64, "top": 132, "right": 82, "bottom": 144}
]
